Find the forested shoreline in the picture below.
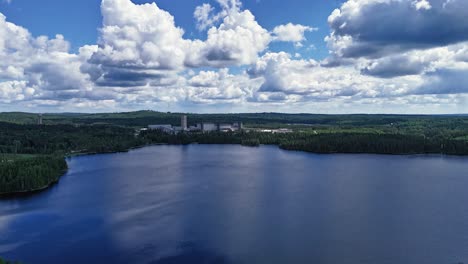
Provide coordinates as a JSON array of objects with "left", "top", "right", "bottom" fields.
[
  {"left": 140, "top": 130, "right": 468, "bottom": 155},
  {"left": 0, "top": 122, "right": 145, "bottom": 195},
  {"left": 0, "top": 257, "right": 21, "bottom": 264},
  {"left": 0, "top": 155, "right": 67, "bottom": 195},
  {"left": 1, "top": 111, "right": 468, "bottom": 195}
]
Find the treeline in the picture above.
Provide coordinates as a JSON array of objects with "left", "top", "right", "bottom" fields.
[
  {"left": 140, "top": 130, "right": 468, "bottom": 155},
  {"left": 3, "top": 111, "right": 468, "bottom": 132},
  {"left": 0, "top": 122, "right": 144, "bottom": 155},
  {"left": 0, "top": 257, "right": 21, "bottom": 264},
  {"left": 139, "top": 130, "right": 309, "bottom": 146},
  {"left": 0, "top": 122, "right": 145, "bottom": 195},
  {"left": 278, "top": 133, "right": 468, "bottom": 155},
  {"left": 0, "top": 155, "right": 67, "bottom": 194}
]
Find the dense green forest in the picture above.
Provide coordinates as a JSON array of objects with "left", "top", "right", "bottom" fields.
[
  {"left": 0, "top": 122, "right": 145, "bottom": 195},
  {"left": 0, "top": 257, "right": 21, "bottom": 264},
  {"left": 0, "top": 122, "right": 144, "bottom": 155},
  {"left": 139, "top": 130, "right": 468, "bottom": 155},
  {"left": 0, "top": 111, "right": 467, "bottom": 195},
  {"left": 0, "top": 155, "right": 67, "bottom": 194},
  {"left": 2, "top": 110, "right": 468, "bottom": 131}
]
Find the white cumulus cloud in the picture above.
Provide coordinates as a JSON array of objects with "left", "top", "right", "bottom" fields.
[
  {"left": 272, "top": 23, "right": 317, "bottom": 43},
  {"left": 1, "top": 0, "right": 468, "bottom": 113}
]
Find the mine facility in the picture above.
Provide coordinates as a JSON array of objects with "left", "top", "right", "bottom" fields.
[{"left": 148, "top": 115, "right": 243, "bottom": 134}]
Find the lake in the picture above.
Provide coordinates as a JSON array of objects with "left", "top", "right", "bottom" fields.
[{"left": 1, "top": 145, "right": 468, "bottom": 264}]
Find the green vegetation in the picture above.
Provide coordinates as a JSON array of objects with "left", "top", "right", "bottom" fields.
[
  {"left": 2, "top": 110, "right": 467, "bottom": 128},
  {"left": 0, "top": 111, "right": 467, "bottom": 195},
  {"left": 0, "top": 122, "right": 145, "bottom": 195},
  {"left": 0, "top": 122, "right": 145, "bottom": 154},
  {"left": 0, "top": 154, "right": 67, "bottom": 194},
  {"left": 140, "top": 130, "right": 468, "bottom": 155},
  {"left": 0, "top": 257, "right": 21, "bottom": 264}
]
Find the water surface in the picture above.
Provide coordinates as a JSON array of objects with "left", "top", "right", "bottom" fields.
[{"left": 1, "top": 145, "right": 468, "bottom": 264}]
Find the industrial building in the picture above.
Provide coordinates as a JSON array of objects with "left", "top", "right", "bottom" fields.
[
  {"left": 148, "top": 115, "right": 243, "bottom": 134},
  {"left": 148, "top": 124, "right": 173, "bottom": 133},
  {"left": 258, "top": 128, "right": 293, "bottom": 134}
]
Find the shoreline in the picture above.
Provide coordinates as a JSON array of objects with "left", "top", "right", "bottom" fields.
[
  {"left": 0, "top": 144, "right": 164, "bottom": 197},
  {"left": 0, "top": 180, "right": 58, "bottom": 197},
  {"left": 0, "top": 169, "right": 67, "bottom": 198},
  {"left": 1, "top": 142, "right": 466, "bottom": 197}
]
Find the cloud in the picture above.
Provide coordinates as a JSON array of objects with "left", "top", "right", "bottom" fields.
[
  {"left": 361, "top": 55, "right": 428, "bottom": 78},
  {"left": 1, "top": 0, "right": 468, "bottom": 113},
  {"left": 194, "top": 4, "right": 218, "bottom": 31},
  {"left": 323, "top": 0, "right": 468, "bottom": 90},
  {"left": 187, "top": 68, "right": 256, "bottom": 103},
  {"left": 327, "top": 0, "right": 468, "bottom": 59},
  {"left": 191, "top": 9, "right": 270, "bottom": 67},
  {"left": 248, "top": 52, "right": 434, "bottom": 103},
  {"left": 453, "top": 44, "right": 468, "bottom": 62},
  {"left": 250, "top": 52, "right": 371, "bottom": 101},
  {"left": 357, "top": 40, "right": 468, "bottom": 79},
  {"left": 89, "top": 0, "right": 188, "bottom": 72},
  {"left": 194, "top": 0, "right": 241, "bottom": 31},
  {"left": 85, "top": 0, "right": 270, "bottom": 87},
  {"left": 413, "top": 0, "right": 432, "bottom": 10},
  {"left": 0, "top": 13, "right": 98, "bottom": 104},
  {"left": 413, "top": 68, "right": 468, "bottom": 95},
  {"left": 272, "top": 23, "right": 317, "bottom": 43}
]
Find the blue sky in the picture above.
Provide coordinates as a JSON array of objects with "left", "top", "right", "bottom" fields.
[{"left": 0, "top": 0, "right": 467, "bottom": 113}]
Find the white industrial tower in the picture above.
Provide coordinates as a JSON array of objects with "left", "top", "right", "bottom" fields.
[
  {"left": 181, "top": 115, "right": 187, "bottom": 131},
  {"left": 38, "top": 114, "right": 43, "bottom": 125}
]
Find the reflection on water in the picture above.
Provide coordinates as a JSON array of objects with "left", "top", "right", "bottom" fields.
[
  {"left": 151, "top": 242, "right": 232, "bottom": 264},
  {"left": 1, "top": 145, "right": 468, "bottom": 264}
]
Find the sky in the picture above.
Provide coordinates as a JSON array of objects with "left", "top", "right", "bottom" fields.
[{"left": 0, "top": 0, "right": 467, "bottom": 114}]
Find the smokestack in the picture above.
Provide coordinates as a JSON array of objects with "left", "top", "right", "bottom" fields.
[
  {"left": 38, "top": 114, "right": 43, "bottom": 125},
  {"left": 181, "top": 115, "right": 187, "bottom": 131}
]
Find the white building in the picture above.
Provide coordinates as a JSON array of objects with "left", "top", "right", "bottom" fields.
[
  {"left": 148, "top": 116, "right": 243, "bottom": 134},
  {"left": 148, "top": 124, "right": 173, "bottom": 133},
  {"left": 201, "top": 123, "right": 218, "bottom": 132},
  {"left": 189, "top": 124, "right": 202, "bottom": 132},
  {"left": 273, "top": 128, "right": 293, "bottom": 134},
  {"left": 219, "top": 124, "right": 234, "bottom": 132}
]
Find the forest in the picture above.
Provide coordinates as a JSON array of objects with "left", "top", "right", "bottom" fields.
[
  {"left": 0, "top": 122, "right": 144, "bottom": 195},
  {"left": 0, "top": 111, "right": 467, "bottom": 195},
  {"left": 0, "top": 257, "right": 21, "bottom": 264},
  {"left": 2, "top": 110, "right": 468, "bottom": 130},
  {"left": 139, "top": 130, "right": 468, "bottom": 155},
  {"left": 0, "top": 155, "right": 67, "bottom": 194}
]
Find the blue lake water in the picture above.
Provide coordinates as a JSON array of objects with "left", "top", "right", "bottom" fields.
[{"left": 1, "top": 145, "right": 468, "bottom": 264}]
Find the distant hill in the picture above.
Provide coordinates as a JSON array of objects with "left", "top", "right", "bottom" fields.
[{"left": 1, "top": 110, "right": 468, "bottom": 129}]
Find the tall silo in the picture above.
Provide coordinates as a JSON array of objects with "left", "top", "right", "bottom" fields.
[
  {"left": 181, "top": 115, "right": 187, "bottom": 131},
  {"left": 38, "top": 114, "right": 43, "bottom": 125}
]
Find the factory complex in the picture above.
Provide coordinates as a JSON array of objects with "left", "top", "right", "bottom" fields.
[{"left": 148, "top": 115, "right": 243, "bottom": 134}]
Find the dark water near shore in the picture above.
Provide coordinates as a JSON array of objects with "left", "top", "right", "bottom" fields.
[{"left": 1, "top": 145, "right": 468, "bottom": 264}]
